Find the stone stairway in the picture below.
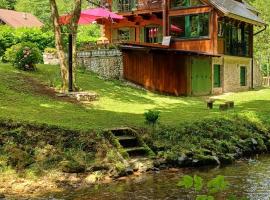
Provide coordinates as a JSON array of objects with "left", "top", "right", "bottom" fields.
[{"left": 109, "top": 128, "right": 151, "bottom": 157}]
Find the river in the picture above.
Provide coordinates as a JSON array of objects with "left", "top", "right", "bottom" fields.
[{"left": 46, "top": 155, "right": 270, "bottom": 200}]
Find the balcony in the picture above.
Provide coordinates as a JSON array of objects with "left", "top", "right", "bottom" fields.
[
  {"left": 137, "top": 0, "right": 163, "bottom": 11},
  {"left": 111, "top": 0, "right": 163, "bottom": 13}
]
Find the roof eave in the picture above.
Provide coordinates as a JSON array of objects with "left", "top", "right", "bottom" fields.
[{"left": 225, "top": 13, "right": 267, "bottom": 26}]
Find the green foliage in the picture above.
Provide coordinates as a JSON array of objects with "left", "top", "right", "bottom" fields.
[
  {"left": 207, "top": 175, "right": 229, "bottom": 194},
  {"left": 15, "top": 0, "right": 89, "bottom": 28},
  {"left": 177, "top": 175, "right": 194, "bottom": 189},
  {"left": 14, "top": 42, "right": 42, "bottom": 70},
  {"left": 3, "top": 43, "right": 23, "bottom": 63},
  {"left": 0, "top": 119, "right": 100, "bottom": 175},
  {"left": 178, "top": 175, "right": 241, "bottom": 200},
  {"left": 146, "top": 117, "right": 270, "bottom": 167},
  {"left": 144, "top": 109, "right": 160, "bottom": 125},
  {"left": 44, "top": 47, "right": 58, "bottom": 55},
  {"left": 0, "top": 0, "right": 16, "bottom": 9},
  {"left": 0, "top": 26, "right": 54, "bottom": 60}
]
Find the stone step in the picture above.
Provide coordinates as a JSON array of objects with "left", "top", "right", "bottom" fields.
[
  {"left": 116, "top": 135, "right": 139, "bottom": 148},
  {"left": 116, "top": 136, "right": 137, "bottom": 141},
  {"left": 125, "top": 147, "right": 148, "bottom": 157},
  {"left": 110, "top": 128, "right": 134, "bottom": 137}
]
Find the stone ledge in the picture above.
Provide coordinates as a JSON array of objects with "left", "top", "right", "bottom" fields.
[{"left": 57, "top": 91, "right": 98, "bottom": 102}]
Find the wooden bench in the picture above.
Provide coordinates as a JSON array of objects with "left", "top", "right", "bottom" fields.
[
  {"left": 225, "top": 101, "right": 234, "bottom": 109},
  {"left": 219, "top": 103, "right": 229, "bottom": 111},
  {"left": 207, "top": 99, "right": 215, "bottom": 109}
]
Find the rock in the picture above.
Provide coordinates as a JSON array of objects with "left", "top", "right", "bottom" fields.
[
  {"left": 85, "top": 174, "right": 97, "bottom": 184},
  {"left": 0, "top": 193, "right": 5, "bottom": 199},
  {"left": 219, "top": 154, "right": 235, "bottom": 165},
  {"left": 159, "top": 164, "right": 168, "bottom": 170},
  {"left": 153, "top": 158, "right": 166, "bottom": 168},
  {"left": 86, "top": 164, "right": 110, "bottom": 172},
  {"left": 125, "top": 167, "right": 134, "bottom": 175},
  {"left": 192, "top": 155, "right": 220, "bottom": 167},
  {"left": 251, "top": 138, "right": 258, "bottom": 145},
  {"left": 151, "top": 167, "right": 160, "bottom": 172},
  {"left": 60, "top": 161, "right": 86, "bottom": 173},
  {"left": 118, "top": 167, "right": 134, "bottom": 177}
]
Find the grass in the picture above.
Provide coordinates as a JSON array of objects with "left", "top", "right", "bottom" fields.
[{"left": 0, "top": 63, "right": 270, "bottom": 130}]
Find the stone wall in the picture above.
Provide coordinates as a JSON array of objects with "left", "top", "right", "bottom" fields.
[
  {"left": 211, "top": 56, "right": 263, "bottom": 94},
  {"left": 43, "top": 53, "right": 59, "bottom": 65},
  {"left": 223, "top": 56, "right": 252, "bottom": 93},
  {"left": 253, "top": 61, "right": 263, "bottom": 88},
  {"left": 77, "top": 50, "right": 123, "bottom": 79}
]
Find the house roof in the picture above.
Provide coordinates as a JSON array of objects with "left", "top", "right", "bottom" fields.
[
  {"left": 0, "top": 9, "right": 43, "bottom": 28},
  {"left": 208, "top": 0, "right": 266, "bottom": 26}
]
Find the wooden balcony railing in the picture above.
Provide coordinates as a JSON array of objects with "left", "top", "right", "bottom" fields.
[
  {"left": 136, "top": 0, "right": 163, "bottom": 11},
  {"left": 110, "top": 0, "right": 163, "bottom": 13}
]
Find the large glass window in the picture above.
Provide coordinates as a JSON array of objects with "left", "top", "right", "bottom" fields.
[
  {"left": 170, "top": 13, "right": 209, "bottom": 38},
  {"left": 171, "top": 0, "right": 204, "bottom": 9},
  {"left": 222, "top": 20, "right": 251, "bottom": 57}
]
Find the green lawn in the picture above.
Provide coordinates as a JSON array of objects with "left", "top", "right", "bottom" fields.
[{"left": 0, "top": 63, "right": 269, "bottom": 130}]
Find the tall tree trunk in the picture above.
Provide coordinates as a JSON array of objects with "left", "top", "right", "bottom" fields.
[
  {"left": 49, "top": 0, "right": 68, "bottom": 91},
  {"left": 70, "top": 0, "right": 82, "bottom": 91}
]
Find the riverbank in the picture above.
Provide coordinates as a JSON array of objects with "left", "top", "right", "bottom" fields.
[{"left": 1, "top": 116, "right": 270, "bottom": 198}]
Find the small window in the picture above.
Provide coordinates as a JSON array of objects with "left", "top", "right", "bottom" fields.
[
  {"left": 141, "top": 26, "right": 162, "bottom": 43},
  {"left": 214, "top": 64, "right": 221, "bottom": 88},
  {"left": 240, "top": 66, "right": 247, "bottom": 86},
  {"left": 118, "top": 28, "right": 130, "bottom": 42}
]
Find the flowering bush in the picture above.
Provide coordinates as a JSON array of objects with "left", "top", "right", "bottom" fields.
[{"left": 14, "top": 42, "right": 42, "bottom": 71}]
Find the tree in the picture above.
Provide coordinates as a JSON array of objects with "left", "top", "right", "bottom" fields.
[
  {"left": 49, "top": 0, "right": 69, "bottom": 91},
  {"left": 0, "top": 0, "right": 16, "bottom": 9},
  {"left": 49, "top": 0, "right": 82, "bottom": 91}
]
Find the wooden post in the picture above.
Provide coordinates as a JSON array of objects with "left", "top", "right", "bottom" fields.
[
  {"left": 162, "top": 0, "right": 167, "bottom": 37},
  {"left": 68, "top": 33, "right": 73, "bottom": 92}
]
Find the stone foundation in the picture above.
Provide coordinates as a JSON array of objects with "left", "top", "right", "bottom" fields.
[
  {"left": 212, "top": 56, "right": 262, "bottom": 94},
  {"left": 77, "top": 50, "right": 123, "bottom": 79}
]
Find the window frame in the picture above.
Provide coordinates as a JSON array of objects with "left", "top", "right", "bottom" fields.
[
  {"left": 240, "top": 66, "right": 247, "bottom": 86},
  {"left": 169, "top": 12, "right": 210, "bottom": 40},
  {"left": 213, "top": 64, "right": 221, "bottom": 88}
]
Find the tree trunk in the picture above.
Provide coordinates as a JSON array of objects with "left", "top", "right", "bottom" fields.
[
  {"left": 70, "top": 0, "right": 82, "bottom": 91},
  {"left": 49, "top": 0, "right": 68, "bottom": 91}
]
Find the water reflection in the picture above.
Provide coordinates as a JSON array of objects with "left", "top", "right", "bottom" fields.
[{"left": 49, "top": 155, "right": 270, "bottom": 200}]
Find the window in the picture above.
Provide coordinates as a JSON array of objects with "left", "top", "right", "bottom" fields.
[
  {"left": 240, "top": 66, "right": 247, "bottom": 86},
  {"left": 223, "top": 20, "right": 251, "bottom": 57},
  {"left": 214, "top": 64, "right": 221, "bottom": 88},
  {"left": 112, "top": 27, "right": 135, "bottom": 43},
  {"left": 170, "top": 13, "right": 209, "bottom": 38},
  {"left": 171, "top": 0, "right": 204, "bottom": 9},
  {"left": 118, "top": 28, "right": 130, "bottom": 42},
  {"left": 141, "top": 26, "right": 162, "bottom": 43}
]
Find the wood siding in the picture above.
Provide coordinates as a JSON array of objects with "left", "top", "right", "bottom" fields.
[{"left": 123, "top": 49, "right": 188, "bottom": 95}]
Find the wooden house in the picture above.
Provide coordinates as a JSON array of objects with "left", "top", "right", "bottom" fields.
[{"left": 103, "top": 0, "right": 266, "bottom": 96}]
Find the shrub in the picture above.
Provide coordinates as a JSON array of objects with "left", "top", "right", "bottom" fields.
[
  {"left": 3, "top": 43, "right": 23, "bottom": 63},
  {"left": 14, "top": 42, "right": 42, "bottom": 71},
  {"left": 0, "top": 26, "right": 54, "bottom": 60},
  {"left": 144, "top": 109, "right": 160, "bottom": 125}
]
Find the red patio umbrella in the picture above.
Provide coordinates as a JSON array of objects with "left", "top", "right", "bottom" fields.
[{"left": 59, "top": 8, "right": 123, "bottom": 25}]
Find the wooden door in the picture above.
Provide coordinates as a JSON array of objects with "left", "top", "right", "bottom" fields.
[{"left": 191, "top": 57, "right": 212, "bottom": 95}]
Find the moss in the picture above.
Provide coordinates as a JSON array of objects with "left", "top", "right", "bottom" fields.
[
  {"left": 59, "top": 160, "right": 86, "bottom": 173},
  {"left": 144, "top": 117, "right": 270, "bottom": 167}
]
